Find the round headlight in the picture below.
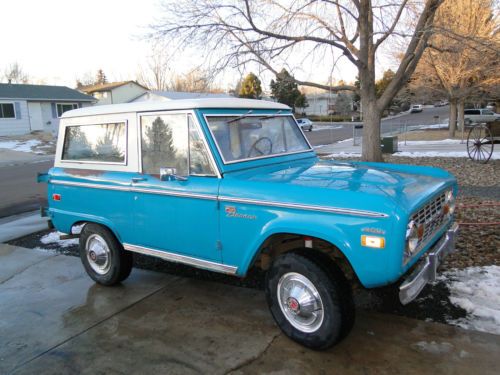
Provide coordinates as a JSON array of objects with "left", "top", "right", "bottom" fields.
[{"left": 406, "top": 220, "right": 419, "bottom": 253}]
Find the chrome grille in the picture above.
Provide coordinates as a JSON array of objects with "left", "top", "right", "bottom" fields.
[{"left": 411, "top": 192, "right": 447, "bottom": 245}]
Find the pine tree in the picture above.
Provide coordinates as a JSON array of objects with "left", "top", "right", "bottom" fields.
[
  {"left": 142, "top": 117, "right": 177, "bottom": 172},
  {"left": 270, "top": 69, "right": 306, "bottom": 112},
  {"left": 238, "top": 72, "right": 262, "bottom": 99},
  {"left": 96, "top": 69, "right": 107, "bottom": 85}
]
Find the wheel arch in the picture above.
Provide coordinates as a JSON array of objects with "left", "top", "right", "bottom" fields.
[
  {"left": 68, "top": 217, "right": 123, "bottom": 243},
  {"left": 244, "top": 230, "right": 360, "bottom": 287}
]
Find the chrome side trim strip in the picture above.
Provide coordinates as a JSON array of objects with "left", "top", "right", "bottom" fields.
[
  {"left": 123, "top": 243, "right": 238, "bottom": 275},
  {"left": 51, "top": 179, "right": 130, "bottom": 192},
  {"left": 131, "top": 187, "right": 217, "bottom": 201},
  {"left": 51, "top": 180, "right": 218, "bottom": 201},
  {"left": 219, "top": 196, "right": 389, "bottom": 218},
  {"left": 51, "top": 180, "right": 388, "bottom": 218}
]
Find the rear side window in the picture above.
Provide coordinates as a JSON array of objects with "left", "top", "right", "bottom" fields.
[
  {"left": 62, "top": 122, "right": 126, "bottom": 163},
  {"left": 464, "top": 110, "right": 480, "bottom": 115}
]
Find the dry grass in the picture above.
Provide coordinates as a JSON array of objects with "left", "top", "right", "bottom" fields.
[{"left": 400, "top": 129, "right": 464, "bottom": 141}]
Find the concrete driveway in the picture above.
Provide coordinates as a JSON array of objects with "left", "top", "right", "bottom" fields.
[{"left": 1, "top": 244, "right": 499, "bottom": 375}]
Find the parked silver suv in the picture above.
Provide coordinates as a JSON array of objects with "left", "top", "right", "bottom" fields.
[{"left": 464, "top": 109, "right": 500, "bottom": 124}]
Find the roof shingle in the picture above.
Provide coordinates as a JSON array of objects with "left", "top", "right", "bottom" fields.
[{"left": 0, "top": 83, "right": 95, "bottom": 101}]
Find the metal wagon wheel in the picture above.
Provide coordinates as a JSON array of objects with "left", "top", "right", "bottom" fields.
[{"left": 467, "top": 124, "right": 494, "bottom": 163}]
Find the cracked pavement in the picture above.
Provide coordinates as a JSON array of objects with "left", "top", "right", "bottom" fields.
[{"left": 1, "top": 244, "right": 499, "bottom": 375}]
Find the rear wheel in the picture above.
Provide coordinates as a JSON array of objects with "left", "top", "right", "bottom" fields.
[
  {"left": 79, "top": 223, "right": 133, "bottom": 286},
  {"left": 265, "top": 252, "right": 354, "bottom": 350}
]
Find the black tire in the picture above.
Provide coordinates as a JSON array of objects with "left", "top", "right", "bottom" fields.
[
  {"left": 265, "top": 252, "right": 354, "bottom": 350},
  {"left": 79, "top": 223, "right": 133, "bottom": 286}
]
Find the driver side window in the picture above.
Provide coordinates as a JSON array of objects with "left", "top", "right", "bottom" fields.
[
  {"left": 141, "top": 114, "right": 188, "bottom": 176},
  {"left": 140, "top": 113, "right": 216, "bottom": 177}
]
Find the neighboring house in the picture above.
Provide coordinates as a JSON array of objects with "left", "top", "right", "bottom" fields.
[
  {"left": 131, "top": 90, "right": 231, "bottom": 102},
  {"left": 303, "top": 93, "right": 338, "bottom": 116},
  {"left": 0, "top": 83, "right": 95, "bottom": 136},
  {"left": 79, "top": 81, "right": 149, "bottom": 105}
]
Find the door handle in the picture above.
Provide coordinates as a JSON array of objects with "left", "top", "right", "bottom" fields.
[{"left": 132, "top": 177, "right": 147, "bottom": 183}]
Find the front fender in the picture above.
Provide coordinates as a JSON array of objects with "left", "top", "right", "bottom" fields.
[{"left": 232, "top": 210, "right": 395, "bottom": 287}]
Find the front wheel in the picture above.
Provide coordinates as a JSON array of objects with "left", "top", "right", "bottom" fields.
[
  {"left": 265, "top": 252, "right": 354, "bottom": 350},
  {"left": 79, "top": 223, "right": 133, "bottom": 286}
]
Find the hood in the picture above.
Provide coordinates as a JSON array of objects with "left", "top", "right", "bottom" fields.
[{"left": 223, "top": 158, "right": 456, "bottom": 216}]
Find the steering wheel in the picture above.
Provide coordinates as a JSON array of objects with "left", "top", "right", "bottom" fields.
[{"left": 248, "top": 137, "right": 273, "bottom": 157}]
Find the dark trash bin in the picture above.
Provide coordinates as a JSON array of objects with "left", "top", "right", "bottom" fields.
[{"left": 381, "top": 136, "right": 398, "bottom": 154}]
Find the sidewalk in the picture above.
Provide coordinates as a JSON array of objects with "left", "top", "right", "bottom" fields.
[
  {"left": 0, "top": 148, "right": 54, "bottom": 167},
  {"left": 317, "top": 139, "right": 500, "bottom": 159},
  {"left": 2, "top": 244, "right": 499, "bottom": 375}
]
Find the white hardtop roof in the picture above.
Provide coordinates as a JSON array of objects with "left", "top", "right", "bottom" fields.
[{"left": 61, "top": 98, "right": 290, "bottom": 118}]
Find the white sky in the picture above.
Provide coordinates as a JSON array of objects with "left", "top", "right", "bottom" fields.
[{"left": 1, "top": 0, "right": 362, "bottom": 91}]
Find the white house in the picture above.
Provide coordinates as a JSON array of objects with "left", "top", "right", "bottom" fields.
[
  {"left": 79, "top": 81, "right": 149, "bottom": 105},
  {"left": 131, "top": 90, "right": 232, "bottom": 102},
  {"left": 304, "top": 93, "right": 338, "bottom": 116},
  {"left": 0, "top": 83, "right": 95, "bottom": 136}
]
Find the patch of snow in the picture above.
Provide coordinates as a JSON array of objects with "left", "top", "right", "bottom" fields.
[
  {"left": 395, "top": 151, "right": 500, "bottom": 159},
  {"left": 325, "top": 151, "right": 500, "bottom": 159},
  {"left": 0, "top": 139, "right": 42, "bottom": 153},
  {"left": 337, "top": 138, "right": 354, "bottom": 144},
  {"left": 399, "top": 139, "right": 462, "bottom": 146},
  {"left": 325, "top": 152, "right": 360, "bottom": 158},
  {"left": 40, "top": 231, "right": 79, "bottom": 248},
  {"left": 418, "top": 123, "right": 449, "bottom": 130},
  {"left": 312, "top": 125, "right": 344, "bottom": 131},
  {"left": 72, "top": 224, "right": 86, "bottom": 235},
  {"left": 439, "top": 266, "right": 500, "bottom": 335}
]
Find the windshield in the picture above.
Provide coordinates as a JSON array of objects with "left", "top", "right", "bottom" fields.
[{"left": 206, "top": 115, "right": 311, "bottom": 163}]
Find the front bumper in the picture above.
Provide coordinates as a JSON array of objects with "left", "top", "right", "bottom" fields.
[{"left": 399, "top": 222, "right": 459, "bottom": 305}]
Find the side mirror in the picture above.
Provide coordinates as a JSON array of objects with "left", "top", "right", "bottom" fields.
[{"left": 160, "top": 167, "right": 187, "bottom": 182}]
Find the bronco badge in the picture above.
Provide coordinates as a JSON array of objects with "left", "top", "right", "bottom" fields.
[{"left": 225, "top": 205, "right": 256, "bottom": 220}]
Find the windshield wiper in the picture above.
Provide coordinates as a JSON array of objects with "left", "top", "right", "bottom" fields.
[
  {"left": 227, "top": 110, "right": 253, "bottom": 124},
  {"left": 259, "top": 110, "right": 283, "bottom": 120}
]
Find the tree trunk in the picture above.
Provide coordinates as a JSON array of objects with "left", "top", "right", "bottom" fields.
[
  {"left": 457, "top": 99, "right": 465, "bottom": 133},
  {"left": 448, "top": 99, "right": 457, "bottom": 137},
  {"left": 361, "top": 102, "right": 383, "bottom": 162}
]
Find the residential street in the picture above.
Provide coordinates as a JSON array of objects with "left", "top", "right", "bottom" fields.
[
  {"left": 0, "top": 160, "right": 51, "bottom": 218},
  {"left": 306, "top": 105, "right": 450, "bottom": 146}
]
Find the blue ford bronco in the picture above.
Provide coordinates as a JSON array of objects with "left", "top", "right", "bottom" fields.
[{"left": 39, "top": 98, "right": 458, "bottom": 349}]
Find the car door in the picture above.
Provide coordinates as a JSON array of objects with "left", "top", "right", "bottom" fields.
[{"left": 129, "top": 112, "right": 222, "bottom": 262}]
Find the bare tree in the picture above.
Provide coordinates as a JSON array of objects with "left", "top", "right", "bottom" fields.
[
  {"left": 171, "top": 68, "right": 218, "bottom": 92},
  {"left": 151, "top": 0, "right": 444, "bottom": 161},
  {"left": 136, "top": 44, "right": 171, "bottom": 90},
  {"left": 75, "top": 71, "right": 96, "bottom": 88},
  {"left": 3, "top": 62, "right": 29, "bottom": 84},
  {"left": 410, "top": 0, "right": 500, "bottom": 136}
]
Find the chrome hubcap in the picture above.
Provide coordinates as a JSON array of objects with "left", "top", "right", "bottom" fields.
[
  {"left": 85, "top": 234, "right": 111, "bottom": 275},
  {"left": 277, "top": 272, "right": 324, "bottom": 333}
]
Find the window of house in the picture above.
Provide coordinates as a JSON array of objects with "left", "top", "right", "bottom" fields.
[
  {"left": 140, "top": 113, "right": 216, "bottom": 177},
  {"left": 0, "top": 103, "right": 15, "bottom": 119},
  {"left": 57, "top": 103, "right": 79, "bottom": 117},
  {"left": 62, "top": 122, "right": 126, "bottom": 163}
]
